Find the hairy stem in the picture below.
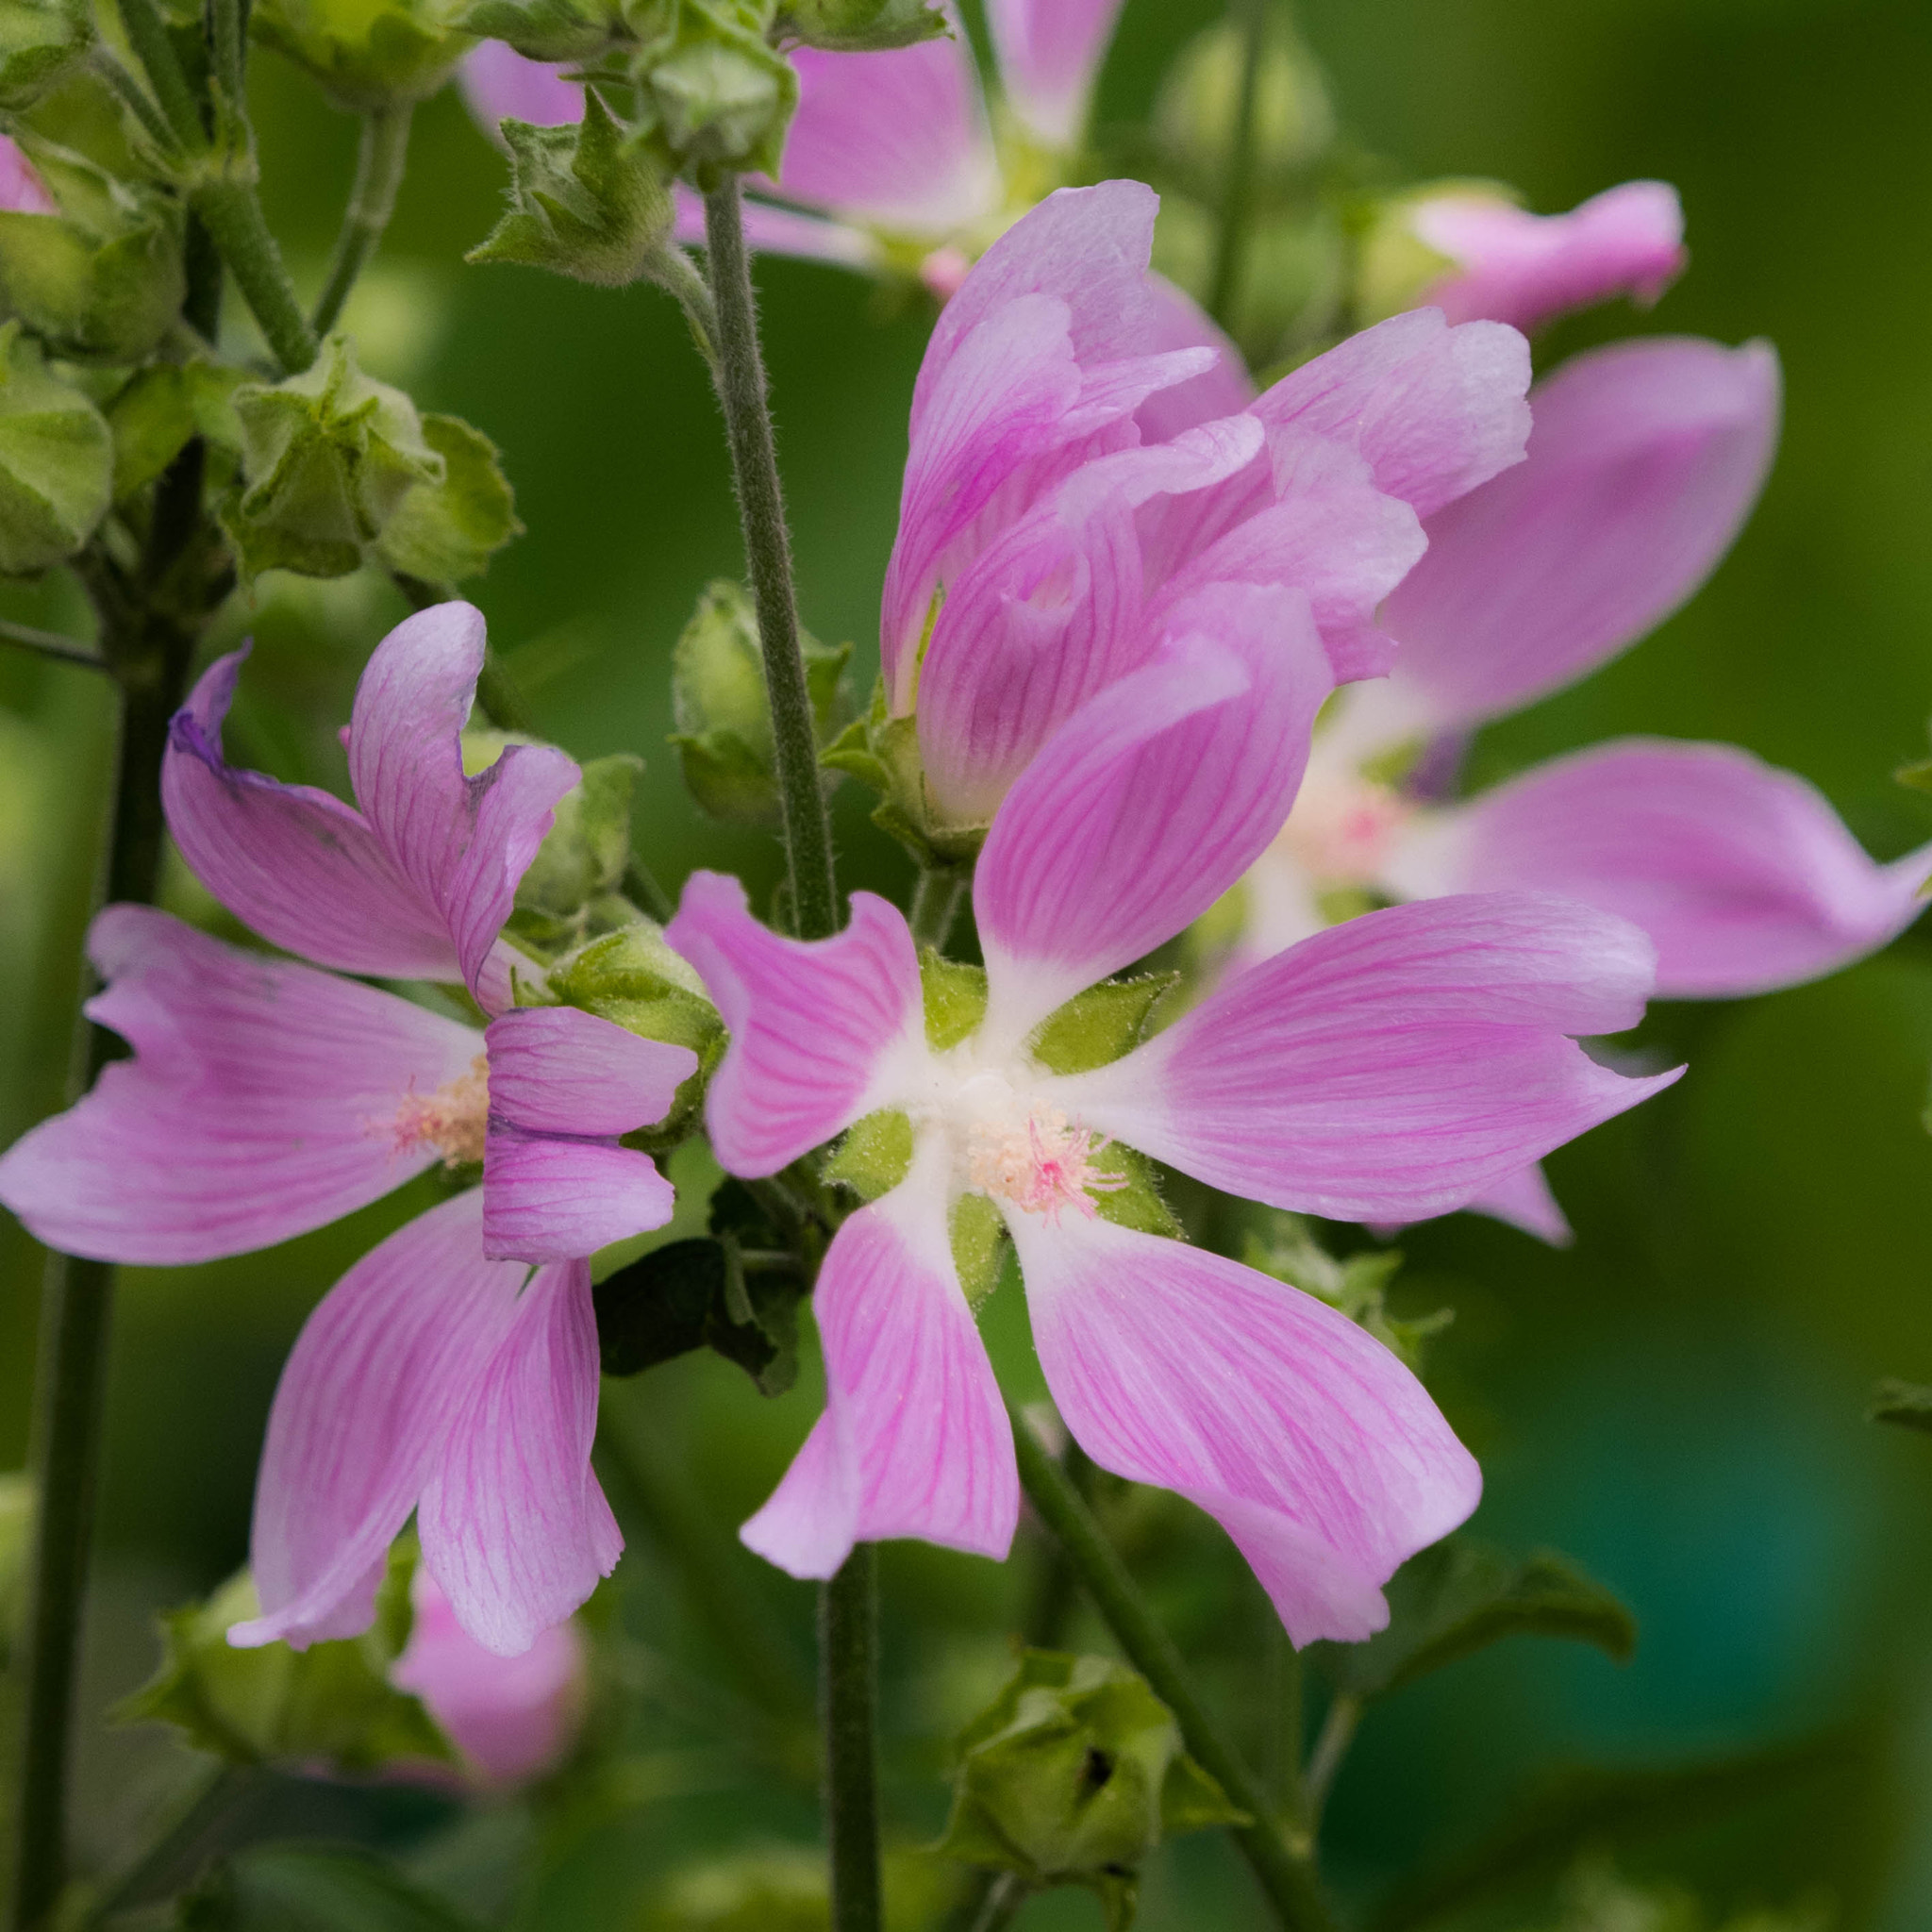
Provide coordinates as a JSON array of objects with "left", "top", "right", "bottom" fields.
[
  {"left": 114, "top": 0, "right": 202, "bottom": 148},
  {"left": 908, "top": 866, "right": 966, "bottom": 955},
  {"left": 1207, "top": 0, "right": 1270, "bottom": 331},
  {"left": 1008, "top": 1405, "right": 1340, "bottom": 1932},
  {"left": 192, "top": 180, "right": 318, "bottom": 375},
  {"left": 700, "top": 179, "right": 839, "bottom": 944},
  {"left": 310, "top": 103, "right": 413, "bottom": 337},
  {"left": 820, "top": 1546, "right": 883, "bottom": 1932}
]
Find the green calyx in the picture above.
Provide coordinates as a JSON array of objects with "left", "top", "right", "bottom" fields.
[
  {"left": 821, "top": 677, "right": 990, "bottom": 872},
  {"left": 1354, "top": 181, "right": 1514, "bottom": 326},
  {"left": 250, "top": 0, "right": 475, "bottom": 109},
  {"left": 936, "top": 1650, "right": 1246, "bottom": 1929},
  {"left": 772, "top": 0, "right": 943, "bottom": 53},
  {"left": 671, "top": 576, "right": 853, "bottom": 826},
  {"left": 468, "top": 88, "right": 677, "bottom": 288},
  {"left": 1242, "top": 1209, "right": 1452, "bottom": 1372},
  {"left": 628, "top": 0, "right": 797, "bottom": 182},
  {"left": 0, "top": 319, "right": 111, "bottom": 574},
  {"left": 458, "top": 0, "right": 637, "bottom": 61},
  {"left": 0, "top": 0, "right": 90, "bottom": 113}
]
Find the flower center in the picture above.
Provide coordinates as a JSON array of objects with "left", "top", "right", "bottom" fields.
[
  {"left": 1277, "top": 767, "right": 1413, "bottom": 886},
  {"left": 388, "top": 1056, "right": 489, "bottom": 1168},
  {"left": 965, "top": 1103, "right": 1126, "bottom": 1225}
]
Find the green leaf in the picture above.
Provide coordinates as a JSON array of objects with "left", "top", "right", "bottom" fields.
[
  {"left": 1311, "top": 1537, "right": 1635, "bottom": 1701},
  {"left": 1869, "top": 1377, "right": 1932, "bottom": 1433},
  {"left": 179, "top": 1843, "right": 481, "bottom": 1931},
  {"left": 376, "top": 412, "right": 522, "bottom": 582},
  {"left": 950, "top": 1192, "right": 1008, "bottom": 1307},
  {"left": 0, "top": 319, "right": 110, "bottom": 574},
  {"left": 824, "top": 1108, "right": 913, "bottom": 1203},
  {"left": 0, "top": 0, "right": 92, "bottom": 114},
  {"left": 1030, "top": 974, "right": 1179, "bottom": 1076},
  {"left": 921, "top": 949, "right": 987, "bottom": 1050}
]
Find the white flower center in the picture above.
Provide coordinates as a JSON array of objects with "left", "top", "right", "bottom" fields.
[
  {"left": 1276, "top": 766, "right": 1413, "bottom": 886},
  {"left": 941, "top": 1070, "right": 1124, "bottom": 1225},
  {"left": 388, "top": 1056, "right": 489, "bottom": 1167}
]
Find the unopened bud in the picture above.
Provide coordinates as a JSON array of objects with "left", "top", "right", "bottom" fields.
[
  {"left": 458, "top": 0, "right": 630, "bottom": 64},
  {"left": 250, "top": 0, "right": 475, "bottom": 108},
  {"left": 0, "top": 319, "right": 112, "bottom": 573},
  {"left": 0, "top": 0, "right": 92, "bottom": 113},
  {"left": 774, "top": 0, "right": 943, "bottom": 53},
  {"left": 632, "top": 0, "right": 796, "bottom": 180}
]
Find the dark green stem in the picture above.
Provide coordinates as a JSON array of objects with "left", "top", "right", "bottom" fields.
[
  {"left": 1267, "top": 1617, "right": 1307, "bottom": 1828},
  {"left": 114, "top": 0, "right": 203, "bottom": 148},
  {"left": 310, "top": 103, "right": 413, "bottom": 337},
  {"left": 700, "top": 179, "right": 839, "bottom": 943},
  {"left": 820, "top": 1546, "right": 882, "bottom": 1932},
  {"left": 1302, "top": 1692, "right": 1359, "bottom": 1833},
  {"left": 1207, "top": 0, "right": 1270, "bottom": 331},
  {"left": 192, "top": 180, "right": 317, "bottom": 375},
  {"left": 1008, "top": 1406, "right": 1340, "bottom": 1932},
  {"left": 908, "top": 866, "right": 965, "bottom": 955},
  {"left": 0, "top": 621, "right": 105, "bottom": 671}
]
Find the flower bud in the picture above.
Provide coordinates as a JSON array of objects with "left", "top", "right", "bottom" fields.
[
  {"left": 504, "top": 747, "right": 645, "bottom": 950},
  {"left": 936, "top": 1650, "right": 1244, "bottom": 1924},
  {"left": 631, "top": 0, "right": 796, "bottom": 181},
  {"left": 249, "top": 0, "right": 475, "bottom": 108},
  {"left": 458, "top": 0, "right": 629, "bottom": 64},
  {"left": 671, "top": 577, "right": 853, "bottom": 827},
  {"left": 0, "top": 139, "right": 186, "bottom": 363},
  {"left": 225, "top": 333, "right": 443, "bottom": 578},
  {"left": 773, "top": 0, "right": 943, "bottom": 53},
  {"left": 0, "top": 0, "right": 92, "bottom": 114},
  {"left": 0, "top": 319, "right": 112, "bottom": 574},
  {"left": 467, "top": 89, "right": 676, "bottom": 287}
]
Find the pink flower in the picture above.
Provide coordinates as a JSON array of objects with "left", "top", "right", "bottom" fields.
[
  {"left": 0, "top": 134, "right": 57, "bottom": 215},
  {"left": 0, "top": 605, "right": 699, "bottom": 1655},
  {"left": 879, "top": 180, "right": 1532, "bottom": 829},
  {"left": 1408, "top": 181, "right": 1688, "bottom": 335},
  {"left": 665, "top": 580, "right": 1675, "bottom": 1644},
  {"left": 391, "top": 1568, "right": 587, "bottom": 1786}
]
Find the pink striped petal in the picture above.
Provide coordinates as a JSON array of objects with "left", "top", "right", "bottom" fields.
[
  {"left": 974, "top": 583, "right": 1330, "bottom": 1047},
  {"left": 0, "top": 134, "right": 58, "bottom": 214},
  {"left": 1014, "top": 1211, "right": 1480, "bottom": 1645},
  {"left": 345, "top": 604, "right": 580, "bottom": 1006},
  {"left": 1253, "top": 307, "right": 1532, "bottom": 519},
  {"left": 741, "top": 1150, "right": 1016, "bottom": 1577},
  {"left": 778, "top": 36, "right": 997, "bottom": 235},
  {"left": 669, "top": 185, "right": 877, "bottom": 268},
  {"left": 231, "top": 1191, "right": 524, "bottom": 1651},
  {"left": 0, "top": 908, "right": 479, "bottom": 1266},
  {"left": 986, "top": 0, "right": 1124, "bottom": 148},
  {"left": 418, "top": 1258, "right": 623, "bottom": 1656},
  {"left": 458, "top": 43, "right": 583, "bottom": 133},
  {"left": 484, "top": 1006, "right": 697, "bottom": 1136},
  {"left": 1375, "top": 1159, "right": 1574, "bottom": 1246},
  {"left": 481, "top": 1131, "right": 675, "bottom": 1262},
  {"left": 1383, "top": 338, "right": 1780, "bottom": 730},
  {"left": 1435, "top": 738, "right": 1932, "bottom": 998},
  {"left": 666, "top": 874, "right": 923, "bottom": 1176},
  {"left": 1134, "top": 274, "right": 1255, "bottom": 444},
  {"left": 1415, "top": 181, "right": 1687, "bottom": 335},
  {"left": 1055, "top": 893, "right": 1680, "bottom": 1223},
  {"left": 164, "top": 648, "right": 464, "bottom": 984}
]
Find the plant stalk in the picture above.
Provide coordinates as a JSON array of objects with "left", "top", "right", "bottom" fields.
[
  {"left": 819, "top": 1545, "right": 883, "bottom": 1932},
  {"left": 1207, "top": 0, "right": 1271, "bottom": 331},
  {"left": 192, "top": 180, "right": 318, "bottom": 375},
  {"left": 1008, "top": 1404, "right": 1340, "bottom": 1932},
  {"left": 968, "top": 1873, "right": 1030, "bottom": 1932},
  {"left": 0, "top": 622, "right": 105, "bottom": 671},
  {"left": 908, "top": 866, "right": 965, "bottom": 954},
  {"left": 1303, "top": 1691, "right": 1360, "bottom": 1832},
  {"left": 310, "top": 103, "right": 413, "bottom": 337},
  {"left": 700, "top": 178, "right": 839, "bottom": 943}
]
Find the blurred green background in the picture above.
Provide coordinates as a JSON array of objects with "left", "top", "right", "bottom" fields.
[{"left": 5, "top": 0, "right": 1932, "bottom": 1924}]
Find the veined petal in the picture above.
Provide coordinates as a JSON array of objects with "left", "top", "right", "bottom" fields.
[
  {"left": 1429, "top": 738, "right": 1932, "bottom": 998},
  {"left": 1135, "top": 274, "right": 1256, "bottom": 444},
  {"left": 231, "top": 1191, "right": 523, "bottom": 1651},
  {"left": 163, "top": 648, "right": 464, "bottom": 983},
  {"left": 459, "top": 43, "right": 583, "bottom": 133},
  {"left": 986, "top": 0, "right": 1124, "bottom": 147},
  {"left": 666, "top": 874, "right": 924, "bottom": 1176},
  {"left": 1015, "top": 1211, "right": 1480, "bottom": 1645},
  {"left": 1374, "top": 1159, "right": 1574, "bottom": 1246},
  {"left": 482, "top": 1130, "right": 676, "bottom": 1263},
  {"left": 345, "top": 604, "right": 580, "bottom": 1007},
  {"left": 484, "top": 1006, "right": 697, "bottom": 1137},
  {"left": 779, "top": 35, "right": 998, "bottom": 236},
  {"left": 974, "top": 583, "right": 1330, "bottom": 1049},
  {"left": 1057, "top": 892, "right": 1680, "bottom": 1223},
  {"left": 1383, "top": 338, "right": 1781, "bottom": 730},
  {"left": 741, "top": 1144, "right": 1016, "bottom": 1577},
  {"left": 418, "top": 1258, "right": 623, "bottom": 1657},
  {"left": 1415, "top": 181, "right": 1687, "bottom": 335},
  {"left": 0, "top": 908, "right": 480, "bottom": 1266}
]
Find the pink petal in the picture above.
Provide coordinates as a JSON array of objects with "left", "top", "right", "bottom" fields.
[
  {"left": 669, "top": 185, "right": 877, "bottom": 269},
  {"left": 0, "top": 134, "right": 58, "bottom": 215},
  {"left": 0, "top": 908, "right": 479, "bottom": 1266},
  {"left": 164, "top": 648, "right": 465, "bottom": 984},
  {"left": 1014, "top": 1211, "right": 1480, "bottom": 1645},
  {"left": 230, "top": 1191, "right": 524, "bottom": 1650},
  {"left": 1375, "top": 1159, "right": 1574, "bottom": 1246},
  {"left": 345, "top": 604, "right": 580, "bottom": 1007},
  {"left": 1383, "top": 337, "right": 1781, "bottom": 730},
  {"left": 974, "top": 583, "right": 1331, "bottom": 1047},
  {"left": 666, "top": 874, "right": 923, "bottom": 1177},
  {"left": 1134, "top": 274, "right": 1256, "bottom": 444},
  {"left": 1437, "top": 738, "right": 1932, "bottom": 998},
  {"left": 1055, "top": 892, "right": 1681, "bottom": 1223},
  {"left": 1415, "top": 181, "right": 1687, "bottom": 335},
  {"left": 484, "top": 1006, "right": 697, "bottom": 1136},
  {"left": 778, "top": 35, "right": 998, "bottom": 235},
  {"left": 391, "top": 1568, "right": 586, "bottom": 1787},
  {"left": 418, "top": 1258, "right": 623, "bottom": 1657},
  {"left": 481, "top": 1130, "right": 676, "bottom": 1263},
  {"left": 1252, "top": 307, "right": 1532, "bottom": 520},
  {"left": 986, "top": 0, "right": 1124, "bottom": 148},
  {"left": 458, "top": 43, "right": 583, "bottom": 134},
  {"left": 741, "top": 1150, "right": 1016, "bottom": 1577}
]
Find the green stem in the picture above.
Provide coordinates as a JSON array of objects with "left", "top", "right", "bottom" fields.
[
  {"left": 645, "top": 243, "right": 723, "bottom": 376},
  {"left": 0, "top": 621, "right": 105, "bottom": 671},
  {"left": 700, "top": 178, "right": 839, "bottom": 943},
  {"left": 1207, "top": 0, "right": 1270, "bottom": 331},
  {"left": 310, "top": 103, "right": 413, "bottom": 337},
  {"left": 1302, "top": 1691, "right": 1359, "bottom": 1834},
  {"left": 908, "top": 866, "right": 965, "bottom": 955},
  {"left": 192, "top": 179, "right": 318, "bottom": 375},
  {"left": 1008, "top": 1405, "right": 1340, "bottom": 1932},
  {"left": 1268, "top": 1620, "right": 1307, "bottom": 1829},
  {"left": 622, "top": 857, "right": 675, "bottom": 924},
  {"left": 820, "top": 1546, "right": 883, "bottom": 1932},
  {"left": 968, "top": 1874, "right": 1030, "bottom": 1932},
  {"left": 88, "top": 48, "right": 175, "bottom": 152},
  {"left": 115, "top": 0, "right": 203, "bottom": 148}
]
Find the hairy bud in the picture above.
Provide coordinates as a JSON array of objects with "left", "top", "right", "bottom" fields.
[{"left": 0, "top": 320, "right": 111, "bottom": 574}]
